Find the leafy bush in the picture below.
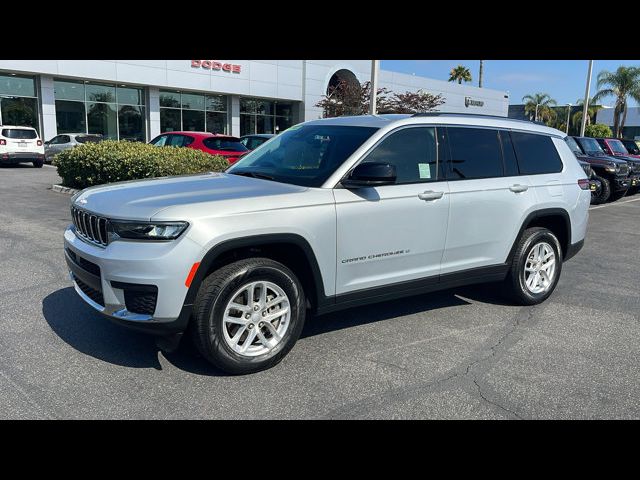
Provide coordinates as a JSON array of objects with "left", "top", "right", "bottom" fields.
[
  {"left": 53, "top": 140, "right": 230, "bottom": 189},
  {"left": 584, "top": 123, "right": 613, "bottom": 138}
]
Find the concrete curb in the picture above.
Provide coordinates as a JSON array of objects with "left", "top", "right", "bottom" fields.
[{"left": 51, "top": 184, "right": 79, "bottom": 195}]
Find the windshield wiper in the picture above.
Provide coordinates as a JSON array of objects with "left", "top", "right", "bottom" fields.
[{"left": 229, "top": 171, "right": 275, "bottom": 181}]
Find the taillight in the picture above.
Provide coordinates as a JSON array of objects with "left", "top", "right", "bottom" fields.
[
  {"left": 37, "top": 140, "right": 43, "bottom": 146},
  {"left": 0, "top": 139, "right": 6, "bottom": 145},
  {"left": 578, "top": 179, "right": 590, "bottom": 190}
]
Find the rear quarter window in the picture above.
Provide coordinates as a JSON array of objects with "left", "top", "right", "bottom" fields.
[
  {"left": 2, "top": 128, "right": 37, "bottom": 139},
  {"left": 510, "top": 132, "right": 563, "bottom": 175},
  {"left": 76, "top": 135, "right": 103, "bottom": 144}
]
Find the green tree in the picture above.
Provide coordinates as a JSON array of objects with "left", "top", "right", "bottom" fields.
[
  {"left": 584, "top": 123, "right": 612, "bottom": 138},
  {"left": 522, "top": 92, "right": 557, "bottom": 123},
  {"left": 592, "top": 66, "right": 640, "bottom": 138},
  {"left": 448, "top": 65, "right": 472, "bottom": 84},
  {"left": 572, "top": 97, "right": 601, "bottom": 131}
]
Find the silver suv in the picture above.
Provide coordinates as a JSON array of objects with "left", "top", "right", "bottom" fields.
[{"left": 64, "top": 113, "right": 590, "bottom": 374}]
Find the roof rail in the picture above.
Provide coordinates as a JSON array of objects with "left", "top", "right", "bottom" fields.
[{"left": 411, "top": 112, "right": 551, "bottom": 127}]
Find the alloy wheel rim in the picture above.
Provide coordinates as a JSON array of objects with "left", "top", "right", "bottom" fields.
[
  {"left": 523, "top": 241, "right": 556, "bottom": 294},
  {"left": 221, "top": 281, "right": 291, "bottom": 357}
]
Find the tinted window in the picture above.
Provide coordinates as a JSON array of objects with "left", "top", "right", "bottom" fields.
[
  {"left": 76, "top": 135, "right": 103, "bottom": 144},
  {"left": 576, "top": 137, "right": 604, "bottom": 154},
  {"left": 511, "top": 132, "right": 563, "bottom": 175},
  {"left": 565, "top": 136, "right": 584, "bottom": 156},
  {"left": 608, "top": 139, "right": 629, "bottom": 155},
  {"left": 447, "top": 127, "right": 503, "bottom": 179},
  {"left": 203, "top": 138, "right": 248, "bottom": 152},
  {"left": 249, "top": 137, "right": 269, "bottom": 149},
  {"left": 362, "top": 127, "right": 439, "bottom": 184},
  {"left": 500, "top": 130, "right": 519, "bottom": 176},
  {"left": 227, "top": 125, "right": 378, "bottom": 188},
  {"left": 59, "top": 135, "right": 71, "bottom": 143},
  {"left": 621, "top": 139, "right": 640, "bottom": 155},
  {"left": 2, "top": 128, "right": 37, "bottom": 139}
]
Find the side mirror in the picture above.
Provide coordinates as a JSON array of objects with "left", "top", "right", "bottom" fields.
[{"left": 342, "top": 162, "right": 396, "bottom": 188}]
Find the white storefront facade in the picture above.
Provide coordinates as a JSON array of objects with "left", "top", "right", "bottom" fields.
[{"left": 0, "top": 60, "right": 510, "bottom": 142}]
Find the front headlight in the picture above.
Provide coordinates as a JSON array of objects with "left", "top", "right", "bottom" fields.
[
  {"left": 108, "top": 221, "right": 189, "bottom": 241},
  {"left": 604, "top": 164, "right": 617, "bottom": 173}
]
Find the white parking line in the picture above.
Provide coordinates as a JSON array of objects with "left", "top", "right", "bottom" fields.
[{"left": 590, "top": 197, "right": 640, "bottom": 210}]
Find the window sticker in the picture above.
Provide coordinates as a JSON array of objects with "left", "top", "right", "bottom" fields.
[{"left": 418, "top": 163, "right": 431, "bottom": 179}]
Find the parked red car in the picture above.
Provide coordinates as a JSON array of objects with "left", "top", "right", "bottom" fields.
[
  {"left": 149, "top": 131, "right": 249, "bottom": 164},
  {"left": 596, "top": 137, "right": 640, "bottom": 159}
]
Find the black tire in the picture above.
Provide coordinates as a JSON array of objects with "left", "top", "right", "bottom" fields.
[
  {"left": 504, "top": 227, "right": 563, "bottom": 306},
  {"left": 610, "top": 187, "right": 628, "bottom": 202},
  {"left": 33, "top": 159, "right": 44, "bottom": 168},
  {"left": 590, "top": 174, "right": 610, "bottom": 204},
  {"left": 191, "top": 257, "right": 306, "bottom": 374}
]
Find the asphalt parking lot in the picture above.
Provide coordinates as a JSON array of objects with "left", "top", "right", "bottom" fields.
[{"left": 1, "top": 164, "right": 639, "bottom": 419}]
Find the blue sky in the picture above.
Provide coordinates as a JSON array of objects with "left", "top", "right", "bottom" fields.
[{"left": 380, "top": 60, "right": 640, "bottom": 107}]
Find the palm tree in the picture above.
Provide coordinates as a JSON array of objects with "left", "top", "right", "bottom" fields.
[
  {"left": 479, "top": 60, "right": 484, "bottom": 88},
  {"left": 448, "top": 65, "right": 472, "bottom": 84},
  {"left": 592, "top": 66, "right": 640, "bottom": 138},
  {"left": 571, "top": 97, "right": 601, "bottom": 131},
  {"left": 522, "top": 93, "right": 557, "bottom": 122}
]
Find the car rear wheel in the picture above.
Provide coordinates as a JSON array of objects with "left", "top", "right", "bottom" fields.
[
  {"left": 33, "top": 159, "right": 44, "bottom": 168},
  {"left": 504, "top": 227, "right": 563, "bottom": 305},
  {"left": 590, "top": 174, "right": 610, "bottom": 204},
  {"left": 191, "top": 257, "right": 306, "bottom": 374}
]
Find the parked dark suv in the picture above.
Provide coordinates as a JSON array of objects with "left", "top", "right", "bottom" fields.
[
  {"left": 595, "top": 137, "right": 640, "bottom": 194},
  {"left": 570, "top": 136, "right": 630, "bottom": 203},
  {"left": 620, "top": 138, "right": 640, "bottom": 156}
]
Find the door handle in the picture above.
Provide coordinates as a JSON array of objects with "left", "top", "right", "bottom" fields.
[
  {"left": 509, "top": 184, "right": 529, "bottom": 193},
  {"left": 418, "top": 191, "right": 444, "bottom": 201}
]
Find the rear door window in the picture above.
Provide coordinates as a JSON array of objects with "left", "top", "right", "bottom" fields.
[
  {"left": 203, "top": 137, "right": 248, "bottom": 151},
  {"left": 2, "top": 128, "right": 37, "bottom": 139},
  {"left": 445, "top": 127, "right": 504, "bottom": 179},
  {"left": 511, "top": 131, "right": 563, "bottom": 175},
  {"left": 76, "top": 135, "right": 102, "bottom": 144}
]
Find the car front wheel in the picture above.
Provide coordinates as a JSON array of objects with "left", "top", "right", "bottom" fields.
[
  {"left": 590, "top": 174, "right": 610, "bottom": 204},
  {"left": 191, "top": 257, "right": 306, "bottom": 374}
]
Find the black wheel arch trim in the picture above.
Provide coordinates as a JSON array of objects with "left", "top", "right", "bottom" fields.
[
  {"left": 183, "top": 233, "right": 329, "bottom": 310},
  {"left": 506, "top": 208, "right": 571, "bottom": 264}
]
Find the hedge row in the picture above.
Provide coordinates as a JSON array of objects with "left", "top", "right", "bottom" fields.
[{"left": 53, "top": 140, "right": 230, "bottom": 189}]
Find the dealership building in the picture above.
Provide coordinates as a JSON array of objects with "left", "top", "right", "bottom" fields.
[
  {"left": 0, "top": 60, "right": 509, "bottom": 142},
  {"left": 595, "top": 107, "right": 640, "bottom": 139}
]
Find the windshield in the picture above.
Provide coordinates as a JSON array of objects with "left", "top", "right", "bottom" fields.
[
  {"left": 227, "top": 124, "right": 379, "bottom": 187},
  {"left": 565, "top": 137, "right": 584, "bottom": 155},
  {"left": 608, "top": 139, "right": 629, "bottom": 155},
  {"left": 621, "top": 139, "right": 640, "bottom": 154},
  {"left": 577, "top": 137, "right": 605, "bottom": 154}
]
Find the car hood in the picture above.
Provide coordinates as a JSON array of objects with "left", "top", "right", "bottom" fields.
[
  {"left": 579, "top": 153, "right": 629, "bottom": 166},
  {"left": 72, "top": 172, "right": 309, "bottom": 220}
]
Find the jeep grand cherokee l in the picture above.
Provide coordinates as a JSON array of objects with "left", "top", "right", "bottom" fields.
[
  {"left": 595, "top": 137, "right": 640, "bottom": 194},
  {"left": 64, "top": 114, "right": 590, "bottom": 374}
]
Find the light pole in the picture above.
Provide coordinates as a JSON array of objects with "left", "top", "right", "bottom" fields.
[
  {"left": 580, "top": 60, "right": 594, "bottom": 137},
  {"left": 369, "top": 60, "right": 379, "bottom": 115}
]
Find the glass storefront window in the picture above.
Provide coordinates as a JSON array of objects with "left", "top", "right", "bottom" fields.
[
  {"left": 55, "top": 100, "right": 86, "bottom": 133},
  {"left": 240, "top": 114, "right": 256, "bottom": 136},
  {"left": 240, "top": 98, "right": 295, "bottom": 136},
  {"left": 182, "top": 109, "right": 205, "bottom": 131},
  {"left": 159, "top": 91, "right": 181, "bottom": 108},
  {"left": 117, "top": 87, "right": 144, "bottom": 106},
  {"left": 276, "top": 115, "right": 293, "bottom": 133},
  {"left": 0, "top": 74, "right": 36, "bottom": 97},
  {"left": 160, "top": 90, "right": 228, "bottom": 134},
  {"left": 87, "top": 102, "right": 117, "bottom": 139},
  {"left": 53, "top": 79, "right": 146, "bottom": 141},
  {"left": 86, "top": 83, "right": 116, "bottom": 103},
  {"left": 257, "top": 115, "right": 273, "bottom": 134},
  {"left": 206, "top": 95, "right": 226, "bottom": 112},
  {"left": 160, "top": 109, "right": 181, "bottom": 132},
  {"left": 181, "top": 93, "right": 205, "bottom": 111},
  {"left": 1, "top": 97, "right": 39, "bottom": 130},
  {"left": 118, "top": 105, "right": 145, "bottom": 142},
  {"left": 206, "top": 112, "right": 227, "bottom": 134}
]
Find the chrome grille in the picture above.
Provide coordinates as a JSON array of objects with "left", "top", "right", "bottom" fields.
[{"left": 71, "top": 206, "right": 108, "bottom": 246}]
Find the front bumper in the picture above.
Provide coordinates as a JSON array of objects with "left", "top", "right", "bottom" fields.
[
  {"left": 1, "top": 151, "right": 45, "bottom": 164},
  {"left": 629, "top": 174, "right": 640, "bottom": 188},
  {"left": 64, "top": 226, "right": 203, "bottom": 335},
  {"left": 613, "top": 176, "right": 630, "bottom": 191}
]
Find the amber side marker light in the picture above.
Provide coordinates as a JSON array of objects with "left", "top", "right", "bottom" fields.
[{"left": 185, "top": 262, "right": 201, "bottom": 287}]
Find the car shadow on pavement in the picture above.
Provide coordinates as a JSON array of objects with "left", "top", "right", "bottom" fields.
[
  {"left": 301, "top": 282, "right": 513, "bottom": 339},
  {"left": 43, "top": 282, "right": 512, "bottom": 376},
  {"left": 42, "top": 287, "right": 230, "bottom": 376}
]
